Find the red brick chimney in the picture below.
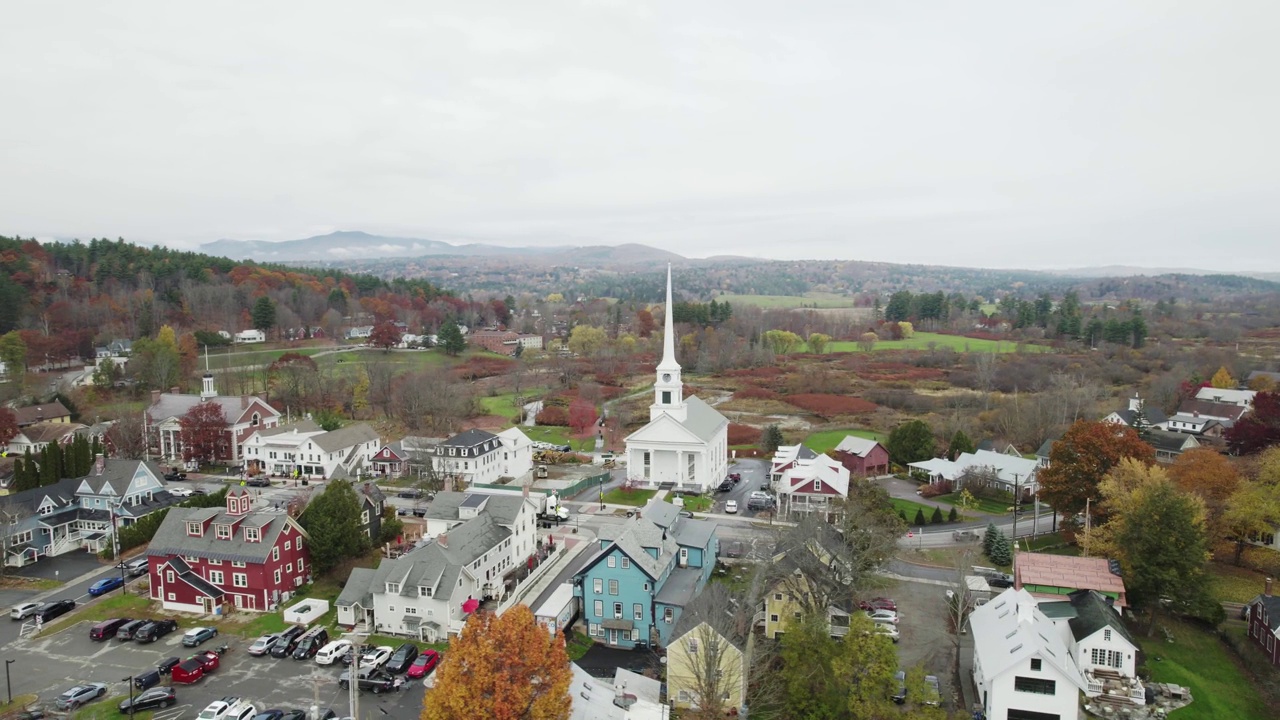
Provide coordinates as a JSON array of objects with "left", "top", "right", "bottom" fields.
[
  {"left": 151, "top": 390, "right": 161, "bottom": 406},
  {"left": 437, "top": 533, "right": 448, "bottom": 549}
]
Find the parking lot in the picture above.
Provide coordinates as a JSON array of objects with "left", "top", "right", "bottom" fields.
[
  {"left": 9, "top": 621, "right": 428, "bottom": 717},
  {"left": 886, "top": 576, "right": 959, "bottom": 711}
]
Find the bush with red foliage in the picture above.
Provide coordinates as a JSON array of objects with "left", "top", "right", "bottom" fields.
[
  {"left": 535, "top": 406, "right": 569, "bottom": 426},
  {"left": 453, "top": 356, "right": 516, "bottom": 380},
  {"left": 784, "top": 394, "right": 878, "bottom": 417},
  {"left": 918, "top": 480, "right": 953, "bottom": 498},
  {"left": 733, "top": 385, "right": 779, "bottom": 400},
  {"left": 721, "top": 366, "right": 786, "bottom": 379},
  {"left": 728, "top": 423, "right": 762, "bottom": 445}
]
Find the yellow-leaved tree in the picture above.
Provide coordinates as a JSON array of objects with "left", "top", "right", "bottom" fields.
[
  {"left": 422, "top": 606, "right": 571, "bottom": 720},
  {"left": 1210, "top": 366, "right": 1236, "bottom": 389}
]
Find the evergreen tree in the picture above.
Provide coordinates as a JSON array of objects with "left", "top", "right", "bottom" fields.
[
  {"left": 948, "top": 507, "right": 959, "bottom": 522},
  {"left": 251, "top": 296, "right": 277, "bottom": 333},
  {"left": 989, "top": 531, "right": 1012, "bottom": 566},
  {"left": 912, "top": 508, "right": 927, "bottom": 526},
  {"left": 983, "top": 522, "right": 999, "bottom": 556},
  {"left": 946, "top": 430, "right": 976, "bottom": 461},
  {"left": 438, "top": 319, "right": 466, "bottom": 356},
  {"left": 930, "top": 507, "right": 944, "bottom": 524},
  {"left": 762, "top": 424, "right": 784, "bottom": 454},
  {"left": 298, "top": 479, "right": 371, "bottom": 574},
  {"left": 898, "top": 509, "right": 908, "bottom": 522}
]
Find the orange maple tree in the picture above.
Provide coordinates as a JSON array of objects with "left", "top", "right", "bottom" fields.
[
  {"left": 1168, "top": 447, "right": 1240, "bottom": 541},
  {"left": 422, "top": 605, "right": 571, "bottom": 720},
  {"left": 1037, "top": 420, "right": 1155, "bottom": 526}
]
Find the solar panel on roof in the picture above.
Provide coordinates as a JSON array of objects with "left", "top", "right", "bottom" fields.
[
  {"left": 1108, "top": 560, "right": 1122, "bottom": 576},
  {"left": 459, "top": 494, "right": 487, "bottom": 508}
]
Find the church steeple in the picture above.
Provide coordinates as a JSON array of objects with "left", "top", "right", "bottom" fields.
[
  {"left": 200, "top": 346, "right": 217, "bottom": 402},
  {"left": 651, "top": 265, "right": 686, "bottom": 422}
]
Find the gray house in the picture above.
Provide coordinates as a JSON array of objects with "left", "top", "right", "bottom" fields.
[{"left": 4, "top": 457, "right": 173, "bottom": 567}]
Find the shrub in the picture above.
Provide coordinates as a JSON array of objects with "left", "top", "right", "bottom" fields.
[
  {"left": 733, "top": 385, "right": 779, "bottom": 400},
  {"left": 948, "top": 507, "right": 959, "bottom": 522},
  {"left": 913, "top": 509, "right": 927, "bottom": 526},
  {"left": 453, "top": 356, "right": 516, "bottom": 380},
  {"left": 930, "top": 507, "right": 944, "bottom": 524},
  {"left": 898, "top": 510, "right": 907, "bottom": 522},
  {"left": 727, "top": 423, "right": 762, "bottom": 445},
  {"left": 535, "top": 406, "right": 569, "bottom": 426},
  {"left": 918, "top": 480, "right": 952, "bottom": 498}
]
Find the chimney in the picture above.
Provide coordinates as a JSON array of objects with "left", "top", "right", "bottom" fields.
[
  {"left": 241, "top": 395, "right": 249, "bottom": 409},
  {"left": 1267, "top": 578, "right": 1273, "bottom": 597},
  {"left": 437, "top": 533, "right": 448, "bottom": 548},
  {"left": 94, "top": 453, "right": 105, "bottom": 476},
  {"left": 522, "top": 484, "right": 530, "bottom": 498},
  {"left": 151, "top": 390, "right": 161, "bottom": 406}
]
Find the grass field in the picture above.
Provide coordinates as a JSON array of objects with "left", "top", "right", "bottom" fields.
[
  {"left": 802, "top": 332, "right": 1048, "bottom": 354},
  {"left": 205, "top": 345, "right": 332, "bottom": 370},
  {"left": 717, "top": 292, "right": 858, "bottom": 309},
  {"left": 479, "top": 392, "right": 522, "bottom": 420},
  {"left": 41, "top": 592, "right": 155, "bottom": 636},
  {"left": 891, "top": 498, "right": 944, "bottom": 521},
  {"left": 677, "top": 494, "right": 713, "bottom": 512},
  {"left": 523, "top": 426, "right": 596, "bottom": 452},
  {"left": 1208, "top": 562, "right": 1270, "bottom": 603},
  {"left": 802, "top": 428, "right": 887, "bottom": 455},
  {"left": 1140, "top": 618, "right": 1270, "bottom": 720},
  {"left": 602, "top": 488, "right": 658, "bottom": 506},
  {"left": 935, "top": 492, "right": 1011, "bottom": 515}
]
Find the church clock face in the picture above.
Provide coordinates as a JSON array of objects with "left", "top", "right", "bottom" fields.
[{"left": 662, "top": 373, "right": 672, "bottom": 382}]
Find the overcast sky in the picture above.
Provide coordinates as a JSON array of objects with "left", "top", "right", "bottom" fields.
[{"left": 2, "top": 2, "right": 1276, "bottom": 271}]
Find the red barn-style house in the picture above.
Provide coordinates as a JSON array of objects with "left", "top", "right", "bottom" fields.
[
  {"left": 1246, "top": 578, "right": 1280, "bottom": 666},
  {"left": 146, "top": 489, "right": 310, "bottom": 613},
  {"left": 833, "top": 435, "right": 890, "bottom": 476}
]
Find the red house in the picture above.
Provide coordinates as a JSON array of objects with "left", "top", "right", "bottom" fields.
[
  {"left": 1246, "top": 579, "right": 1280, "bottom": 666},
  {"left": 833, "top": 435, "right": 890, "bottom": 476},
  {"left": 146, "top": 489, "right": 310, "bottom": 613}
]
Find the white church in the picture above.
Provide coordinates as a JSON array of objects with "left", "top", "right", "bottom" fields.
[{"left": 624, "top": 267, "right": 730, "bottom": 493}]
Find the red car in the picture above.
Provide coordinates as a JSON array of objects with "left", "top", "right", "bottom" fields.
[
  {"left": 858, "top": 598, "right": 897, "bottom": 612},
  {"left": 170, "top": 651, "right": 220, "bottom": 684},
  {"left": 405, "top": 650, "right": 439, "bottom": 679}
]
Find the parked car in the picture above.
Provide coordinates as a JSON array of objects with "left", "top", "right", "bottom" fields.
[
  {"left": 719, "top": 540, "right": 744, "bottom": 559},
  {"left": 339, "top": 667, "right": 401, "bottom": 694},
  {"left": 119, "top": 686, "right": 177, "bottom": 713},
  {"left": 164, "top": 471, "right": 187, "bottom": 481},
  {"left": 871, "top": 623, "right": 900, "bottom": 643},
  {"left": 183, "top": 626, "right": 219, "bottom": 647},
  {"left": 952, "top": 529, "right": 981, "bottom": 542},
  {"left": 397, "top": 489, "right": 423, "bottom": 499},
  {"left": 360, "top": 646, "right": 394, "bottom": 668},
  {"left": 292, "top": 627, "right": 330, "bottom": 660},
  {"left": 892, "top": 670, "right": 908, "bottom": 704},
  {"left": 90, "top": 618, "right": 132, "bottom": 641},
  {"left": 197, "top": 698, "right": 255, "bottom": 720},
  {"left": 124, "top": 557, "right": 150, "bottom": 577},
  {"left": 923, "top": 675, "right": 941, "bottom": 706},
  {"left": 9, "top": 602, "right": 41, "bottom": 620},
  {"left": 54, "top": 683, "right": 108, "bottom": 710},
  {"left": 384, "top": 643, "right": 419, "bottom": 674},
  {"left": 136, "top": 619, "right": 179, "bottom": 643},
  {"left": 724, "top": 500, "right": 738, "bottom": 514},
  {"left": 717, "top": 480, "right": 733, "bottom": 492},
  {"left": 246, "top": 477, "right": 271, "bottom": 488},
  {"left": 866, "top": 609, "right": 899, "bottom": 625},
  {"left": 316, "top": 639, "right": 353, "bottom": 665},
  {"left": 248, "top": 633, "right": 282, "bottom": 656},
  {"left": 279, "top": 712, "right": 308, "bottom": 720},
  {"left": 88, "top": 576, "right": 125, "bottom": 596},
  {"left": 169, "top": 487, "right": 194, "bottom": 497},
  {"left": 858, "top": 597, "right": 897, "bottom": 612},
  {"left": 972, "top": 566, "right": 1014, "bottom": 588},
  {"left": 251, "top": 711, "right": 284, "bottom": 720},
  {"left": 270, "top": 625, "right": 307, "bottom": 657},
  {"left": 116, "top": 618, "right": 149, "bottom": 641},
  {"left": 35, "top": 599, "right": 76, "bottom": 622},
  {"left": 730, "top": 472, "right": 742, "bottom": 482},
  {"left": 340, "top": 644, "right": 376, "bottom": 667},
  {"left": 406, "top": 650, "right": 440, "bottom": 679}
]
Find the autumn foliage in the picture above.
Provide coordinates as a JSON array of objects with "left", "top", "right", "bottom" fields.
[
  {"left": 568, "top": 399, "right": 598, "bottom": 436},
  {"left": 178, "top": 401, "right": 230, "bottom": 463},
  {"left": 422, "top": 605, "right": 571, "bottom": 720},
  {"left": 728, "top": 423, "right": 762, "bottom": 445},
  {"left": 535, "top": 405, "right": 569, "bottom": 426},
  {"left": 1037, "top": 420, "right": 1155, "bottom": 525},
  {"left": 1225, "top": 391, "right": 1280, "bottom": 455},
  {"left": 732, "top": 384, "right": 779, "bottom": 400},
  {"left": 453, "top": 355, "right": 517, "bottom": 381}
]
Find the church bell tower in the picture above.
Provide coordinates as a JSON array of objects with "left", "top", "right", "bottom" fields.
[{"left": 651, "top": 264, "right": 687, "bottom": 423}]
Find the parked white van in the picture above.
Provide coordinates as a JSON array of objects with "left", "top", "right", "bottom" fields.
[{"left": 315, "top": 639, "right": 353, "bottom": 666}]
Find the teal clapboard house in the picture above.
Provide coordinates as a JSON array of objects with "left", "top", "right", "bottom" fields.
[{"left": 573, "top": 500, "right": 717, "bottom": 648}]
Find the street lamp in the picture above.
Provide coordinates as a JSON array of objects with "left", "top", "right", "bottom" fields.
[
  {"left": 121, "top": 676, "right": 135, "bottom": 717},
  {"left": 5, "top": 659, "right": 14, "bottom": 705}
]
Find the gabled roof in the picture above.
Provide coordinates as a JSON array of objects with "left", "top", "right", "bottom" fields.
[
  {"left": 337, "top": 567, "right": 377, "bottom": 608},
  {"left": 1174, "top": 399, "right": 1246, "bottom": 422},
  {"left": 681, "top": 395, "right": 729, "bottom": 442},
  {"left": 356, "top": 482, "right": 386, "bottom": 505},
  {"left": 590, "top": 514, "right": 680, "bottom": 581},
  {"left": 1193, "top": 387, "right": 1255, "bottom": 406},
  {"left": 424, "top": 491, "right": 530, "bottom": 526},
  {"left": 1111, "top": 406, "right": 1170, "bottom": 427},
  {"left": 148, "top": 506, "right": 305, "bottom": 564},
  {"left": 969, "top": 588, "right": 1087, "bottom": 690},
  {"left": 12, "top": 401, "right": 72, "bottom": 426},
  {"left": 670, "top": 618, "right": 745, "bottom": 652},
  {"left": 368, "top": 512, "right": 509, "bottom": 599},
  {"left": 833, "top": 435, "right": 883, "bottom": 458},
  {"left": 165, "top": 556, "right": 225, "bottom": 598},
  {"left": 440, "top": 429, "right": 499, "bottom": 449},
  {"left": 310, "top": 423, "right": 379, "bottom": 453},
  {"left": 149, "top": 392, "right": 279, "bottom": 425},
  {"left": 1015, "top": 552, "right": 1127, "bottom": 606},
  {"left": 1067, "top": 590, "right": 1136, "bottom": 646},
  {"left": 73, "top": 459, "right": 166, "bottom": 497},
  {"left": 638, "top": 502, "right": 716, "bottom": 553},
  {"left": 1250, "top": 594, "right": 1280, "bottom": 633},
  {"left": 1145, "top": 430, "right": 1200, "bottom": 454},
  {"left": 255, "top": 419, "right": 321, "bottom": 438},
  {"left": 13, "top": 422, "right": 84, "bottom": 445}
]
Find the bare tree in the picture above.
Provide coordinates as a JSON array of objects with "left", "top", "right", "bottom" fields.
[
  {"left": 364, "top": 355, "right": 396, "bottom": 418},
  {"left": 973, "top": 352, "right": 997, "bottom": 410},
  {"left": 105, "top": 413, "right": 148, "bottom": 460}
]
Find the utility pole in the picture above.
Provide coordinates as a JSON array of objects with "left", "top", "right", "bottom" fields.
[{"left": 1011, "top": 473, "right": 1022, "bottom": 545}]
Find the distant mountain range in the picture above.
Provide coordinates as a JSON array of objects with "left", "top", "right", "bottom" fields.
[
  {"left": 1048, "top": 265, "right": 1280, "bottom": 282},
  {"left": 200, "top": 231, "right": 683, "bottom": 266}
]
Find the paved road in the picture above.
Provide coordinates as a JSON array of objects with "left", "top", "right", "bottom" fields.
[{"left": 1, "top": 563, "right": 147, "bottom": 648}]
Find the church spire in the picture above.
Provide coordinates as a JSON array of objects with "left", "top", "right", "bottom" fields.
[
  {"left": 651, "top": 264, "right": 686, "bottom": 422},
  {"left": 658, "top": 264, "right": 679, "bottom": 372}
]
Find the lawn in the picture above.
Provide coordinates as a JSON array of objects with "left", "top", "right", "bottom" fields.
[
  {"left": 41, "top": 592, "right": 155, "bottom": 636},
  {"left": 368, "top": 633, "right": 449, "bottom": 653},
  {"left": 800, "top": 332, "right": 1049, "bottom": 354},
  {"left": 479, "top": 392, "right": 524, "bottom": 420},
  {"left": 205, "top": 345, "right": 332, "bottom": 371},
  {"left": 802, "top": 428, "right": 887, "bottom": 455},
  {"left": 565, "top": 631, "right": 594, "bottom": 661},
  {"left": 1208, "top": 562, "right": 1270, "bottom": 603},
  {"left": 935, "top": 492, "right": 1012, "bottom": 515},
  {"left": 601, "top": 488, "right": 658, "bottom": 506},
  {"left": 716, "top": 292, "right": 861, "bottom": 309},
  {"left": 522, "top": 425, "right": 596, "bottom": 452},
  {"left": 676, "top": 494, "right": 713, "bottom": 512},
  {"left": 890, "top": 498, "right": 946, "bottom": 523},
  {"left": 1139, "top": 617, "right": 1271, "bottom": 720}
]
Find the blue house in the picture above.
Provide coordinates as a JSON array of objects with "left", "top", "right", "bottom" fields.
[{"left": 573, "top": 500, "right": 718, "bottom": 649}]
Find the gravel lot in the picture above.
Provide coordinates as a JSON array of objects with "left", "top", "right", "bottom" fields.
[{"left": 882, "top": 575, "right": 959, "bottom": 712}]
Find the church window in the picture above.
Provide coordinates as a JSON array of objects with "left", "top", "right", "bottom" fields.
[
  {"left": 688, "top": 454, "right": 695, "bottom": 481},
  {"left": 662, "top": 391, "right": 671, "bottom": 405}
]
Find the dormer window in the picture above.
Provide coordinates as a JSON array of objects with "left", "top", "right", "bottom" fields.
[
  {"left": 215, "top": 524, "right": 231, "bottom": 540},
  {"left": 387, "top": 583, "right": 400, "bottom": 593},
  {"left": 245, "top": 527, "right": 261, "bottom": 542},
  {"left": 187, "top": 521, "right": 202, "bottom": 536},
  {"left": 419, "top": 586, "right": 431, "bottom": 598}
]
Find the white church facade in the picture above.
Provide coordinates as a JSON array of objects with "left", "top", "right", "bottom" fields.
[{"left": 624, "top": 267, "right": 730, "bottom": 493}]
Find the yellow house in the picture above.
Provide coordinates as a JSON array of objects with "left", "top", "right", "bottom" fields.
[
  {"left": 666, "top": 621, "right": 746, "bottom": 714},
  {"left": 759, "top": 569, "right": 853, "bottom": 640}
]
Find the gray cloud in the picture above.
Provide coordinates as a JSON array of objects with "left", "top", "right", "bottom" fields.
[{"left": 1, "top": 1, "right": 1276, "bottom": 271}]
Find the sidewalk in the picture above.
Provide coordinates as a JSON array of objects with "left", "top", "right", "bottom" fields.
[{"left": 501, "top": 538, "right": 590, "bottom": 613}]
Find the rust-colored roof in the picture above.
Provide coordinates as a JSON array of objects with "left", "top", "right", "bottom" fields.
[{"left": 1015, "top": 552, "right": 1127, "bottom": 603}]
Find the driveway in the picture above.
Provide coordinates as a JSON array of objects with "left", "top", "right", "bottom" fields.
[
  {"left": 888, "top": 577, "right": 959, "bottom": 713},
  {"left": 577, "top": 644, "right": 661, "bottom": 678},
  {"left": 13, "top": 551, "right": 107, "bottom": 582}
]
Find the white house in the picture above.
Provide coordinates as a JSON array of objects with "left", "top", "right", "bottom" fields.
[
  {"left": 568, "top": 663, "right": 668, "bottom": 720},
  {"left": 908, "top": 449, "right": 1039, "bottom": 500},
  {"left": 1101, "top": 393, "right": 1169, "bottom": 431},
  {"left": 1058, "top": 590, "right": 1144, "bottom": 702},
  {"left": 291, "top": 424, "right": 380, "bottom": 479},
  {"left": 970, "top": 589, "right": 1089, "bottom": 720},
  {"left": 1194, "top": 386, "right": 1255, "bottom": 408},
  {"left": 242, "top": 419, "right": 325, "bottom": 475},
  {"left": 423, "top": 428, "right": 530, "bottom": 486},
  {"left": 625, "top": 266, "right": 729, "bottom": 493},
  {"left": 234, "top": 329, "right": 266, "bottom": 344},
  {"left": 337, "top": 489, "right": 539, "bottom": 641}
]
